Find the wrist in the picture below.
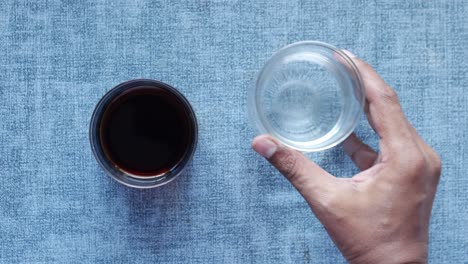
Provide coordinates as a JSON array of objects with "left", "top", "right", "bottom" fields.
[{"left": 347, "top": 241, "right": 427, "bottom": 264}]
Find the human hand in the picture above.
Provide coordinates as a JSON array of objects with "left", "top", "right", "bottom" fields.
[{"left": 252, "top": 50, "right": 441, "bottom": 264}]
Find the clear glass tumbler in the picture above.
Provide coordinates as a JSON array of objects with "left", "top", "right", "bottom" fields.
[{"left": 248, "top": 41, "right": 365, "bottom": 152}]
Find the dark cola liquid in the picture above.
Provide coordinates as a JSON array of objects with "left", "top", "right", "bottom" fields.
[{"left": 100, "top": 87, "right": 194, "bottom": 176}]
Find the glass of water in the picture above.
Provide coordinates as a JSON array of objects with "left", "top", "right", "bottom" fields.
[{"left": 248, "top": 41, "right": 365, "bottom": 152}]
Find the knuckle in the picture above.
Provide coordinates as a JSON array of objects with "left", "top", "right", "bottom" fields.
[
  {"left": 411, "top": 156, "right": 427, "bottom": 172},
  {"left": 433, "top": 157, "right": 442, "bottom": 175},
  {"left": 394, "top": 150, "right": 426, "bottom": 174},
  {"left": 408, "top": 152, "right": 427, "bottom": 172},
  {"left": 429, "top": 151, "right": 442, "bottom": 176},
  {"left": 396, "top": 147, "right": 442, "bottom": 182}
]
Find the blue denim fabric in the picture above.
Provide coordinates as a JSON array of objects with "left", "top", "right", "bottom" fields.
[{"left": 0, "top": 0, "right": 466, "bottom": 263}]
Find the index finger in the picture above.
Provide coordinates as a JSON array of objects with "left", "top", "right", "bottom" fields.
[{"left": 342, "top": 50, "right": 415, "bottom": 150}]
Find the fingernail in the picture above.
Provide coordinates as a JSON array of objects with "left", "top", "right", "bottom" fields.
[
  {"left": 342, "top": 49, "right": 357, "bottom": 58},
  {"left": 253, "top": 137, "right": 277, "bottom": 159}
]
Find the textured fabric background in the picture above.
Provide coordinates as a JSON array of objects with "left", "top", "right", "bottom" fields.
[{"left": 0, "top": 0, "right": 467, "bottom": 263}]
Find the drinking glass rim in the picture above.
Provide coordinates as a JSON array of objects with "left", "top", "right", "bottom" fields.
[{"left": 248, "top": 41, "right": 365, "bottom": 152}]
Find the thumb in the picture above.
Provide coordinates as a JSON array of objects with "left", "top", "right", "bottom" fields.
[{"left": 252, "top": 135, "right": 336, "bottom": 205}]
